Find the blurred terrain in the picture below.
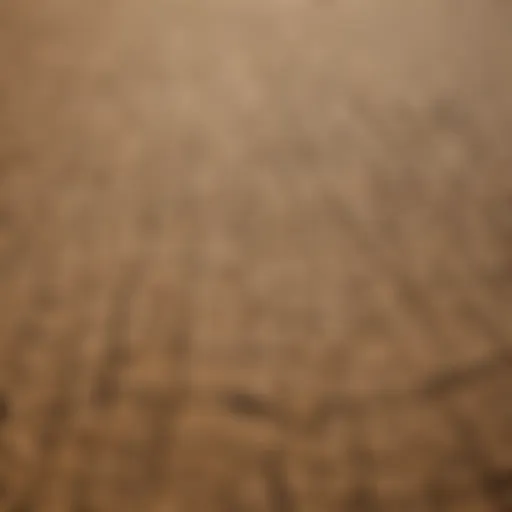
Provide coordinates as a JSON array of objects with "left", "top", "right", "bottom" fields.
[{"left": 0, "top": 0, "right": 511, "bottom": 510}]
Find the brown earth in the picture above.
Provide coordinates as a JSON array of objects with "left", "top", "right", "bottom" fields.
[{"left": 0, "top": 0, "right": 511, "bottom": 510}]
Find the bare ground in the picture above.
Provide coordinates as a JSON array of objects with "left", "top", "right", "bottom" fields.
[{"left": 0, "top": 1, "right": 511, "bottom": 510}]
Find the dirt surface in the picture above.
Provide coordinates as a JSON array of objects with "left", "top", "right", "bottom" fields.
[{"left": 0, "top": 1, "right": 511, "bottom": 510}]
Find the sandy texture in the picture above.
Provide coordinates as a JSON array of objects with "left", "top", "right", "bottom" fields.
[{"left": 0, "top": 0, "right": 511, "bottom": 510}]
